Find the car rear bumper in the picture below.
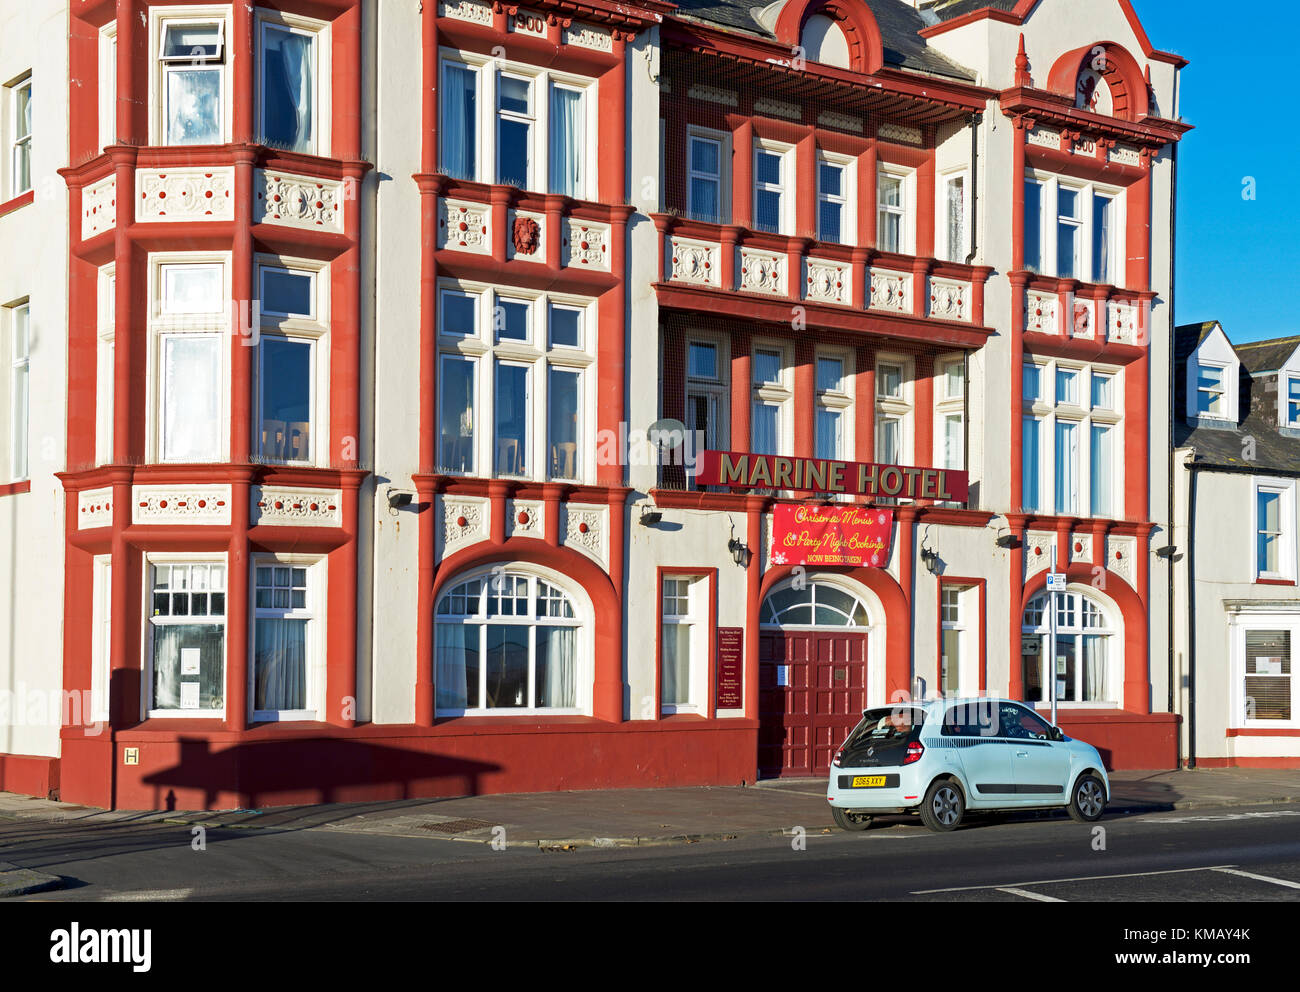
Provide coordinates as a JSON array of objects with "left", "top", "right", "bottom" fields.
[{"left": 826, "top": 767, "right": 925, "bottom": 811}]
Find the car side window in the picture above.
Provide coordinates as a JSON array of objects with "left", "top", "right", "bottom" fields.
[
  {"left": 943, "top": 701, "right": 999, "bottom": 737},
  {"left": 1000, "top": 703, "right": 1053, "bottom": 741}
]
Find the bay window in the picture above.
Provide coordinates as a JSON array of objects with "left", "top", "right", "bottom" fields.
[
  {"left": 1022, "top": 358, "right": 1121, "bottom": 518},
  {"left": 435, "top": 569, "right": 585, "bottom": 715},
  {"left": 258, "top": 14, "right": 327, "bottom": 154},
  {"left": 437, "top": 283, "right": 593, "bottom": 481},
  {"left": 439, "top": 52, "right": 593, "bottom": 198},
  {"left": 147, "top": 560, "right": 227, "bottom": 716},
  {"left": 1024, "top": 173, "right": 1124, "bottom": 284},
  {"left": 157, "top": 17, "right": 226, "bottom": 145},
  {"left": 252, "top": 559, "right": 323, "bottom": 721},
  {"left": 754, "top": 142, "right": 791, "bottom": 235}
]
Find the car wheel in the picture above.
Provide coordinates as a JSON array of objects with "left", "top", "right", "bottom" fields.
[
  {"left": 920, "top": 779, "right": 965, "bottom": 832},
  {"left": 832, "top": 807, "right": 874, "bottom": 832},
  {"left": 1068, "top": 774, "right": 1106, "bottom": 823}
]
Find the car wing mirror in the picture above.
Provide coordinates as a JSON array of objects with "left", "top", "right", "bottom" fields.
[{"left": 1051, "top": 727, "right": 1066, "bottom": 742}]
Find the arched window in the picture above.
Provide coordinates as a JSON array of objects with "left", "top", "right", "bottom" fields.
[
  {"left": 801, "top": 14, "right": 850, "bottom": 70},
  {"left": 762, "top": 579, "right": 870, "bottom": 628},
  {"left": 435, "top": 569, "right": 584, "bottom": 715},
  {"left": 1021, "top": 590, "right": 1118, "bottom": 704}
]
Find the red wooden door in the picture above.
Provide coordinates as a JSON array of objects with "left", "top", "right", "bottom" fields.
[{"left": 759, "top": 630, "right": 868, "bottom": 777}]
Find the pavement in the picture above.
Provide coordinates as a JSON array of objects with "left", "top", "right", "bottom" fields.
[{"left": 1, "top": 767, "right": 1298, "bottom": 896}]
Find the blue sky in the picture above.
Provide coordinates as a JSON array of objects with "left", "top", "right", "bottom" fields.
[{"left": 1133, "top": 1, "right": 1300, "bottom": 342}]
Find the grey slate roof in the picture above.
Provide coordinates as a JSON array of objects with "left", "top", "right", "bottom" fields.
[
  {"left": 669, "top": 0, "right": 979, "bottom": 81},
  {"left": 926, "top": 0, "right": 1019, "bottom": 22},
  {"left": 1174, "top": 323, "right": 1300, "bottom": 477}
]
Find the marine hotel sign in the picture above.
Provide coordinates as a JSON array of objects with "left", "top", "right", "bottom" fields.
[{"left": 695, "top": 451, "right": 969, "bottom": 503}]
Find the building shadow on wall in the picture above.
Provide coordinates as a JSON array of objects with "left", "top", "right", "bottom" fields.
[{"left": 140, "top": 737, "right": 500, "bottom": 813}]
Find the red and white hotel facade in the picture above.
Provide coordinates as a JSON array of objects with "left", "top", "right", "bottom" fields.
[{"left": 0, "top": 0, "right": 1196, "bottom": 809}]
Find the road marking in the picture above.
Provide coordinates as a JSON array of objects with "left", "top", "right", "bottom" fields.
[
  {"left": 1211, "top": 867, "right": 1300, "bottom": 890},
  {"left": 98, "top": 888, "right": 194, "bottom": 902},
  {"left": 996, "top": 887, "right": 1065, "bottom": 902},
  {"left": 913, "top": 864, "right": 1236, "bottom": 895},
  {"left": 1145, "top": 810, "right": 1300, "bottom": 825}
]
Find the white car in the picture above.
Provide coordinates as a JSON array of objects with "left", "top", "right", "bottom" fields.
[{"left": 826, "top": 698, "right": 1109, "bottom": 832}]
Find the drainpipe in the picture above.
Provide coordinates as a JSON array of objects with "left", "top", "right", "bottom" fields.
[
  {"left": 964, "top": 112, "right": 981, "bottom": 266},
  {"left": 1167, "top": 141, "right": 1179, "bottom": 744},
  {"left": 1186, "top": 461, "right": 1198, "bottom": 769}
]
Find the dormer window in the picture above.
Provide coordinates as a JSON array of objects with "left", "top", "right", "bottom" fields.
[
  {"left": 1196, "top": 364, "right": 1227, "bottom": 418},
  {"left": 1286, "top": 376, "right": 1300, "bottom": 429}
]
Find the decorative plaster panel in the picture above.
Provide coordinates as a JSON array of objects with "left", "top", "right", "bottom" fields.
[
  {"left": 805, "top": 258, "right": 849, "bottom": 305},
  {"left": 439, "top": 199, "right": 490, "bottom": 253},
  {"left": 928, "top": 279, "right": 970, "bottom": 322},
  {"left": 869, "top": 269, "right": 910, "bottom": 313},
  {"left": 78, "top": 488, "right": 114, "bottom": 529},
  {"left": 562, "top": 219, "right": 609, "bottom": 270},
  {"left": 506, "top": 500, "right": 544, "bottom": 540},
  {"left": 254, "top": 170, "right": 345, "bottom": 232},
  {"left": 133, "top": 485, "right": 232, "bottom": 525},
  {"left": 251, "top": 487, "right": 343, "bottom": 527},
  {"left": 739, "top": 248, "right": 784, "bottom": 295},
  {"left": 136, "top": 168, "right": 234, "bottom": 222},
  {"left": 1026, "top": 291, "right": 1059, "bottom": 334},
  {"left": 669, "top": 237, "right": 719, "bottom": 287},
  {"left": 82, "top": 175, "right": 116, "bottom": 239}
]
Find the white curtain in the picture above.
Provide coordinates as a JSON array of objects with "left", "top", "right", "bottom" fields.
[
  {"left": 946, "top": 176, "right": 964, "bottom": 261},
  {"left": 1054, "top": 420, "right": 1077, "bottom": 514},
  {"left": 266, "top": 28, "right": 313, "bottom": 151},
  {"left": 662, "top": 623, "right": 690, "bottom": 705},
  {"left": 254, "top": 618, "right": 307, "bottom": 712},
  {"left": 537, "top": 626, "right": 577, "bottom": 708},
  {"left": 549, "top": 86, "right": 583, "bottom": 197},
  {"left": 753, "top": 403, "right": 778, "bottom": 456},
  {"left": 441, "top": 65, "right": 476, "bottom": 179},
  {"left": 1022, "top": 417, "right": 1041, "bottom": 511},
  {"left": 436, "top": 623, "right": 472, "bottom": 710},
  {"left": 164, "top": 335, "right": 220, "bottom": 461},
  {"left": 1084, "top": 634, "right": 1108, "bottom": 702}
]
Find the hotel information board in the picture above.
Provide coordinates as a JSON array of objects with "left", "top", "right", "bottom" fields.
[{"left": 716, "top": 627, "right": 743, "bottom": 710}]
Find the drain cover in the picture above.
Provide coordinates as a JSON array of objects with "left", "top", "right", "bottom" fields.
[{"left": 419, "top": 818, "right": 496, "bottom": 833}]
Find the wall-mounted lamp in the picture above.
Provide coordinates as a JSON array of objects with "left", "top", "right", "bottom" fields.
[
  {"left": 1155, "top": 545, "right": 1178, "bottom": 559},
  {"left": 920, "top": 544, "right": 941, "bottom": 576},
  {"left": 639, "top": 505, "right": 663, "bottom": 526},
  {"left": 386, "top": 488, "right": 413, "bottom": 511},
  {"left": 728, "top": 537, "right": 752, "bottom": 568},
  {"left": 995, "top": 533, "right": 1021, "bottom": 549}
]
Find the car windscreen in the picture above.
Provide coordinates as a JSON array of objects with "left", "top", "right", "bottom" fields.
[{"left": 843, "top": 706, "right": 925, "bottom": 749}]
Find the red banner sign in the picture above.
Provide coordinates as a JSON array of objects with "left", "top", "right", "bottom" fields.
[
  {"left": 771, "top": 504, "right": 895, "bottom": 568},
  {"left": 695, "top": 450, "right": 968, "bottom": 503}
]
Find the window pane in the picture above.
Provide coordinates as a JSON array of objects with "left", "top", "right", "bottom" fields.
[
  {"left": 262, "top": 269, "right": 313, "bottom": 317},
  {"left": 164, "top": 23, "right": 222, "bottom": 58},
  {"left": 1244, "top": 629, "right": 1291, "bottom": 720},
  {"left": 151, "top": 622, "right": 224, "bottom": 711},
  {"left": 755, "top": 150, "right": 781, "bottom": 185},
  {"left": 536, "top": 626, "right": 577, "bottom": 708},
  {"left": 754, "top": 350, "right": 781, "bottom": 385},
  {"left": 946, "top": 175, "right": 965, "bottom": 262},
  {"left": 1024, "top": 181, "right": 1042, "bottom": 271},
  {"left": 548, "top": 85, "right": 583, "bottom": 197},
  {"left": 688, "top": 342, "right": 717, "bottom": 380},
  {"left": 753, "top": 403, "right": 779, "bottom": 456},
  {"left": 878, "top": 175, "right": 901, "bottom": 207},
  {"left": 162, "top": 335, "right": 221, "bottom": 461},
  {"left": 499, "top": 76, "right": 530, "bottom": 113},
  {"left": 1091, "top": 373, "right": 1112, "bottom": 410},
  {"left": 550, "top": 305, "right": 581, "bottom": 348},
  {"left": 816, "top": 357, "right": 843, "bottom": 393},
  {"left": 496, "top": 298, "right": 529, "bottom": 342},
  {"left": 755, "top": 189, "right": 782, "bottom": 233},
  {"left": 1055, "top": 420, "right": 1078, "bottom": 514},
  {"left": 1090, "top": 425, "right": 1113, "bottom": 517},
  {"left": 166, "top": 68, "right": 222, "bottom": 144},
  {"left": 1258, "top": 491, "right": 1281, "bottom": 574},
  {"left": 945, "top": 361, "right": 964, "bottom": 399},
  {"left": 439, "top": 357, "right": 475, "bottom": 473},
  {"left": 548, "top": 367, "right": 580, "bottom": 480},
  {"left": 690, "top": 176, "right": 719, "bottom": 224},
  {"left": 260, "top": 338, "right": 312, "bottom": 461},
  {"left": 441, "top": 291, "right": 476, "bottom": 336},
  {"left": 498, "top": 119, "right": 530, "bottom": 188},
  {"left": 495, "top": 363, "right": 529, "bottom": 475},
  {"left": 942, "top": 413, "right": 964, "bottom": 471},
  {"left": 440, "top": 63, "right": 477, "bottom": 180},
  {"left": 815, "top": 408, "right": 841, "bottom": 461},
  {"left": 818, "top": 201, "right": 842, "bottom": 244},
  {"left": 878, "top": 364, "right": 902, "bottom": 398},
  {"left": 877, "top": 418, "right": 901, "bottom": 464},
  {"left": 162, "top": 264, "right": 223, "bottom": 315},
  {"left": 818, "top": 162, "right": 842, "bottom": 197},
  {"left": 662, "top": 623, "right": 692, "bottom": 706},
  {"left": 261, "top": 26, "right": 313, "bottom": 152},
  {"left": 878, "top": 210, "right": 901, "bottom": 253},
  {"left": 1055, "top": 368, "right": 1078, "bottom": 405},
  {"left": 1023, "top": 364, "right": 1042, "bottom": 402},
  {"left": 254, "top": 617, "right": 307, "bottom": 711},
  {"left": 1023, "top": 417, "right": 1042, "bottom": 511},
  {"left": 436, "top": 623, "right": 478, "bottom": 709},
  {"left": 691, "top": 137, "right": 719, "bottom": 176},
  {"left": 941, "top": 628, "right": 961, "bottom": 694},
  {"left": 485, "top": 625, "right": 529, "bottom": 708},
  {"left": 1092, "top": 194, "right": 1114, "bottom": 283}
]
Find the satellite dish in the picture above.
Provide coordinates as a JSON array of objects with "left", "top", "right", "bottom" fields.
[{"left": 648, "top": 418, "right": 687, "bottom": 446}]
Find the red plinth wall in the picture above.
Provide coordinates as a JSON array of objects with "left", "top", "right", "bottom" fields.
[
  {"left": 58, "top": 722, "right": 761, "bottom": 811},
  {"left": 0, "top": 754, "right": 61, "bottom": 800},
  {"left": 1055, "top": 711, "right": 1181, "bottom": 770}
]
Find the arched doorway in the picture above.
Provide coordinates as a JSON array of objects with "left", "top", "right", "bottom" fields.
[{"left": 759, "top": 578, "right": 872, "bottom": 777}]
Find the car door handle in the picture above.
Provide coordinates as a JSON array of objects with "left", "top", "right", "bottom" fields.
[{"left": 1015, "top": 751, "right": 1029, "bottom": 757}]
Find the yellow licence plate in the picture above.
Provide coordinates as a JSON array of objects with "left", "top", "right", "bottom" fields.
[{"left": 852, "top": 775, "right": 887, "bottom": 788}]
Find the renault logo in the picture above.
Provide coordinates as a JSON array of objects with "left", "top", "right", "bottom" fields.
[{"left": 867, "top": 747, "right": 875, "bottom": 757}]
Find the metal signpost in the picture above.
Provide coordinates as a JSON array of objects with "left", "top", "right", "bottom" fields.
[{"left": 1045, "top": 548, "right": 1065, "bottom": 727}]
